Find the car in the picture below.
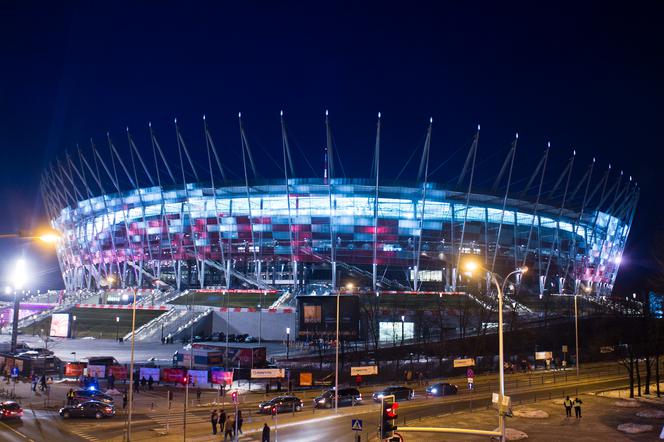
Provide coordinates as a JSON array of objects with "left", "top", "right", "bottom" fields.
[
  {"left": 425, "top": 382, "right": 458, "bottom": 397},
  {"left": 0, "top": 401, "right": 23, "bottom": 420},
  {"left": 244, "top": 335, "right": 258, "bottom": 343},
  {"left": 313, "top": 387, "right": 362, "bottom": 408},
  {"left": 74, "top": 389, "right": 114, "bottom": 405},
  {"left": 372, "top": 386, "right": 414, "bottom": 402},
  {"left": 258, "top": 395, "right": 303, "bottom": 414},
  {"left": 60, "top": 401, "right": 115, "bottom": 419}
]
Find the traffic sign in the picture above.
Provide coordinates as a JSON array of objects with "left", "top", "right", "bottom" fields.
[
  {"left": 351, "top": 419, "right": 363, "bottom": 431},
  {"left": 467, "top": 377, "right": 474, "bottom": 384},
  {"left": 562, "top": 345, "right": 568, "bottom": 353},
  {"left": 10, "top": 367, "right": 19, "bottom": 378},
  {"left": 454, "top": 358, "right": 475, "bottom": 368},
  {"left": 466, "top": 368, "right": 474, "bottom": 379}
]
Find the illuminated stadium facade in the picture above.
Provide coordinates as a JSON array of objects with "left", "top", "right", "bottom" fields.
[{"left": 41, "top": 117, "right": 638, "bottom": 300}]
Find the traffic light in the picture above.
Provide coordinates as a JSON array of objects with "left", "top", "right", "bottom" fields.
[
  {"left": 271, "top": 405, "right": 277, "bottom": 416},
  {"left": 231, "top": 391, "right": 238, "bottom": 404},
  {"left": 380, "top": 395, "right": 398, "bottom": 439}
]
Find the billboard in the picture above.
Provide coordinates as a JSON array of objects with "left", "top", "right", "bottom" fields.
[
  {"left": 50, "top": 313, "right": 70, "bottom": 337},
  {"left": 378, "top": 321, "right": 414, "bottom": 343},
  {"left": 139, "top": 367, "right": 160, "bottom": 382},
  {"left": 297, "top": 295, "right": 360, "bottom": 338},
  {"left": 211, "top": 368, "right": 234, "bottom": 385},
  {"left": 161, "top": 368, "right": 186, "bottom": 383},
  {"left": 87, "top": 365, "right": 106, "bottom": 378},
  {"left": 251, "top": 368, "right": 285, "bottom": 379},
  {"left": 187, "top": 369, "right": 208, "bottom": 386}
]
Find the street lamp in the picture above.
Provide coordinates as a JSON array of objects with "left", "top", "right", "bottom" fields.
[
  {"left": 463, "top": 259, "right": 527, "bottom": 442},
  {"left": 72, "top": 315, "right": 77, "bottom": 339},
  {"left": 286, "top": 327, "right": 291, "bottom": 360},
  {"left": 115, "top": 316, "right": 120, "bottom": 341},
  {"left": 401, "top": 315, "right": 405, "bottom": 346}
]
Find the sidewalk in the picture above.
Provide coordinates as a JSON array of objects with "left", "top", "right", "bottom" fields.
[{"left": 406, "top": 392, "right": 664, "bottom": 440}]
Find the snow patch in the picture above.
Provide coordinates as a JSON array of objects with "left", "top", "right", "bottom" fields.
[
  {"left": 636, "top": 409, "right": 664, "bottom": 418},
  {"left": 614, "top": 400, "right": 641, "bottom": 408},
  {"left": 617, "top": 423, "right": 654, "bottom": 434},
  {"left": 512, "top": 407, "right": 549, "bottom": 419},
  {"left": 493, "top": 428, "right": 529, "bottom": 440},
  {"left": 105, "top": 388, "right": 122, "bottom": 395}
]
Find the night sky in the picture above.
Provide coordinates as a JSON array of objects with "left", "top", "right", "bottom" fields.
[{"left": 1, "top": 2, "right": 662, "bottom": 292}]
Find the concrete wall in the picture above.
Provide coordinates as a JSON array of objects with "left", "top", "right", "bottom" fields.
[{"left": 211, "top": 310, "right": 296, "bottom": 341}]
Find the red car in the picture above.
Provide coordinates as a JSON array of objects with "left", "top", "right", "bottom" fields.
[{"left": 0, "top": 401, "right": 23, "bottom": 420}]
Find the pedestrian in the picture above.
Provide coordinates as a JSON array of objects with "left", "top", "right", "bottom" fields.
[
  {"left": 197, "top": 387, "right": 202, "bottom": 402},
  {"left": 563, "top": 396, "right": 573, "bottom": 417},
  {"left": 418, "top": 371, "right": 424, "bottom": 386},
  {"left": 236, "top": 409, "right": 243, "bottom": 435},
  {"left": 123, "top": 391, "right": 128, "bottom": 409},
  {"left": 148, "top": 375, "right": 154, "bottom": 391},
  {"left": 31, "top": 373, "right": 38, "bottom": 392},
  {"left": 67, "top": 388, "right": 75, "bottom": 405},
  {"left": 133, "top": 377, "right": 140, "bottom": 394},
  {"left": 211, "top": 409, "right": 219, "bottom": 435},
  {"left": 266, "top": 381, "right": 270, "bottom": 394},
  {"left": 219, "top": 409, "right": 227, "bottom": 433},
  {"left": 224, "top": 418, "right": 235, "bottom": 441},
  {"left": 573, "top": 397, "right": 583, "bottom": 418},
  {"left": 262, "top": 422, "right": 271, "bottom": 442},
  {"left": 108, "top": 372, "right": 115, "bottom": 390},
  {"left": 140, "top": 376, "right": 147, "bottom": 387},
  {"left": 40, "top": 374, "right": 47, "bottom": 391}
]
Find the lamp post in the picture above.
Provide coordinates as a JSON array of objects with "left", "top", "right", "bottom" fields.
[
  {"left": 72, "top": 315, "right": 77, "bottom": 339},
  {"left": 463, "top": 260, "right": 527, "bottom": 442},
  {"left": 286, "top": 327, "right": 291, "bottom": 360},
  {"left": 115, "top": 316, "right": 120, "bottom": 341},
  {"left": 335, "top": 283, "right": 353, "bottom": 412},
  {"left": 401, "top": 315, "right": 405, "bottom": 346}
]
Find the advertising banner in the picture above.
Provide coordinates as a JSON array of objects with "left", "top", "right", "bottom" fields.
[
  {"left": 65, "top": 363, "right": 86, "bottom": 378},
  {"left": 299, "top": 372, "right": 312, "bottom": 386},
  {"left": 453, "top": 358, "right": 475, "bottom": 368},
  {"left": 50, "top": 313, "right": 70, "bottom": 337},
  {"left": 535, "top": 351, "right": 553, "bottom": 360},
  {"left": 108, "top": 365, "right": 127, "bottom": 380},
  {"left": 87, "top": 365, "right": 106, "bottom": 378},
  {"left": 251, "top": 368, "right": 286, "bottom": 379},
  {"left": 211, "top": 368, "right": 233, "bottom": 385},
  {"left": 350, "top": 366, "right": 378, "bottom": 376},
  {"left": 161, "top": 368, "right": 186, "bottom": 383},
  {"left": 139, "top": 367, "right": 160, "bottom": 382},
  {"left": 187, "top": 369, "right": 208, "bottom": 386}
]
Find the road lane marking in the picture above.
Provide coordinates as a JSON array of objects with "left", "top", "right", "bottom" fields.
[{"left": 0, "top": 420, "right": 36, "bottom": 442}]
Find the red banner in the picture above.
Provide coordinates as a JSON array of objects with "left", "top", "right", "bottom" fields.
[
  {"left": 65, "top": 363, "right": 86, "bottom": 378},
  {"left": 161, "top": 368, "right": 186, "bottom": 383},
  {"left": 211, "top": 369, "right": 233, "bottom": 385},
  {"left": 108, "top": 365, "right": 127, "bottom": 380}
]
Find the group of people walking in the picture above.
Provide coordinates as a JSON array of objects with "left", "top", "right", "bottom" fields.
[
  {"left": 210, "top": 409, "right": 248, "bottom": 441},
  {"left": 563, "top": 396, "right": 583, "bottom": 418}
]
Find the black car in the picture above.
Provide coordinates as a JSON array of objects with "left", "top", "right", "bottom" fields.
[
  {"left": 74, "top": 389, "right": 114, "bottom": 405},
  {"left": 314, "top": 388, "right": 362, "bottom": 408},
  {"left": 258, "top": 396, "right": 303, "bottom": 414},
  {"left": 60, "top": 401, "right": 116, "bottom": 419},
  {"left": 372, "top": 386, "right": 414, "bottom": 402},
  {"left": 425, "top": 382, "right": 458, "bottom": 397},
  {"left": 0, "top": 401, "right": 23, "bottom": 420}
]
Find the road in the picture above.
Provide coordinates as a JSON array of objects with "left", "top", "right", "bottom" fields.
[{"left": 0, "top": 362, "right": 626, "bottom": 442}]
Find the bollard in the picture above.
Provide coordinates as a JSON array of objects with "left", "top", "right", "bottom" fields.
[{"left": 151, "top": 402, "right": 154, "bottom": 411}]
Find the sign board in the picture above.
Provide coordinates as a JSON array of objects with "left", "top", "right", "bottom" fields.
[
  {"left": 351, "top": 365, "right": 378, "bottom": 376},
  {"left": 454, "top": 358, "right": 475, "bottom": 368},
  {"left": 50, "top": 313, "right": 70, "bottom": 337},
  {"left": 562, "top": 345, "right": 568, "bottom": 353},
  {"left": 187, "top": 369, "right": 208, "bottom": 386},
  {"left": 535, "top": 351, "right": 553, "bottom": 360},
  {"left": 10, "top": 367, "right": 19, "bottom": 378},
  {"left": 65, "top": 363, "right": 86, "bottom": 378},
  {"left": 87, "top": 364, "right": 106, "bottom": 378},
  {"left": 466, "top": 368, "right": 474, "bottom": 378},
  {"left": 139, "top": 367, "right": 160, "bottom": 382},
  {"left": 161, "top": 368, "right": 186, "bottom": 383},
  {"left": 251, "top": 368, "right": 285, "bottom": 379},
  {"left": 600, "top": 346, "right": 615, "bottom": 353},
  {"left": 492, "top": 393, "right": 511, "bottom": 408},
  {"left": 299, "top": 372, "right": 313, "bottom": 386},
  {"left": 108, "top": 365, "right": 127, "bottom": 380},
  {"left": 211, "top": 369, "right": 234, "bottom": 386},
  {"left": 351, "top": 419, "right": 363, "bottom": 431},
  {"left": 467, "top": 377, "right": 474, "bottom": 384}
]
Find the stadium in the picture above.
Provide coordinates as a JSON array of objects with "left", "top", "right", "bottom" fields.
[{"left": 37, "top": 116, "right": 639, "bottom": 341}]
